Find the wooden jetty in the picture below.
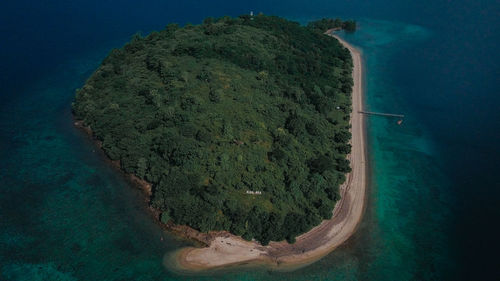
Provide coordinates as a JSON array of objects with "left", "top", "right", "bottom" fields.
[{"left": 358, "top": 111, "right": 404, "bottom": 118}]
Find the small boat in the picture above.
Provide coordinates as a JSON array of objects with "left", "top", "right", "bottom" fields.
[{"left": 397, "top": 119, "right": 403, "bottom": 125}]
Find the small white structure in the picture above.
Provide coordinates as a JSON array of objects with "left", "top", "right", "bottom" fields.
[{"left": 246, "top": 190, "right": 262, "bottom": 195}]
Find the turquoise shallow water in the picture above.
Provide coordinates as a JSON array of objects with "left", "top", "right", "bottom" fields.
[
  {"left": 1, "top": 1, "right": 499, "bottom": 280},
  {"left": 342, "top": 22, "right": 455, "bottom": 280}
]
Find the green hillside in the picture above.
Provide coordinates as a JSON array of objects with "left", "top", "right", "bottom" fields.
[{"left": 73, "top": 15, "right": 354, "bottom": 245}]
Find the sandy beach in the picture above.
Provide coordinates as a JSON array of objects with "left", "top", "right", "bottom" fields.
[{"left": 174, "top": 33, "right": 367, "bottom": 271}]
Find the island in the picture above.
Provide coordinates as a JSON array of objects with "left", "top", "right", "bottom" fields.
[{"left": 72, "top": 15, "right": 365, "bottom": 270}]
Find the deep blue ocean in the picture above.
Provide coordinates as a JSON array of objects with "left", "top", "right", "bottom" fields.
[{"left": 1, "top": 1, "right": 498, "bottom": 280}]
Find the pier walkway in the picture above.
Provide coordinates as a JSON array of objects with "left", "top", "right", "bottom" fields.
[{"left": 358, "top": 111, "right": 404, "bottom": 118}]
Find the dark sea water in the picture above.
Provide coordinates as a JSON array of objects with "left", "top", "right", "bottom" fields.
[{"left": 1, "top": 1, "right": 499, "bottom": 280}]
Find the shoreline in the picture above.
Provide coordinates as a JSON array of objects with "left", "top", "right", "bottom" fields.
[
  {"left": 173, "top": 33, "right": 368, "bottom": 271},
  {"left": 73, "top": 120, "right": 217, "bottom": 248}
]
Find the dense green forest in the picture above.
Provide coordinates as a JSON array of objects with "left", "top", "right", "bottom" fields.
[
  {"left": 307, "top": 18, "right": 357, "bottom": 32},
  {"left": 73, "top": 15, "right": 354, "bottom": 245}
]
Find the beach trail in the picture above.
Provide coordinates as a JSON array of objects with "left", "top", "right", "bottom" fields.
[{"left": 174, "top": 34, "right": 367, "bottom": 271}]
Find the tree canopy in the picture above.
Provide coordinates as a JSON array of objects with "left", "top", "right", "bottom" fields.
[
  {"left": 307, "top": 18, "right": 357, "bottom": 33},
  {"left": 73, "top": 15, "right": 353, "bottom": 245}
]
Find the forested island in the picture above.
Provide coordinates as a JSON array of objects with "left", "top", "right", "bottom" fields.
[{"left": 73, "top": 15, "right": 356, "bottom": 245}]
